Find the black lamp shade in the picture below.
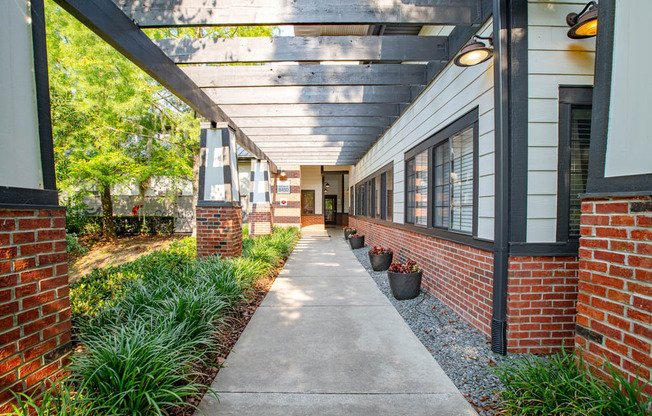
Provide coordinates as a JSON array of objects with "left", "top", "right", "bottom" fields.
[
  {"left": 567, "top": 5, "right": 598, "bottom": 39},
  {"left": 454, "top": 41, "right": 494, "bottom": 67}
]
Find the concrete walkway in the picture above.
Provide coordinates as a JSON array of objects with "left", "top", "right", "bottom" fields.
[{"left": 197, "top": 229, "right": 478, "bottom": 415}]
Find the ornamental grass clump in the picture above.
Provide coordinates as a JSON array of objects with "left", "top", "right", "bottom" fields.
[
  {"left": 388, "top": 259, "right": 421, "bottom": 273},
  {"left": 493, "top": 347, "right": 652, "bottom": 416},
  {"left": 11, "top": 228, "right": 301, "bottom": 415}
]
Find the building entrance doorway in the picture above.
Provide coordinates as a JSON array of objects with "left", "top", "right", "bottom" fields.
[{"left": 324, "top": 195, "right": 337, "bottom": 225}]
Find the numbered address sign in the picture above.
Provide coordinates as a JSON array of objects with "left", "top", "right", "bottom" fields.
[{"left": 276, "top": 180, "right": 291, "bottom": 194}]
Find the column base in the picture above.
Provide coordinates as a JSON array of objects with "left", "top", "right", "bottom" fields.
[
  {"left": 249, "top": 205, "right": 274, "bottom": 236},
  {"left": 196, "top": 206, "right": 243, "bottom": 258}
]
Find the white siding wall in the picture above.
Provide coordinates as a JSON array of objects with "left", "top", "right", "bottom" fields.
[
  {"left": 353, "top": 20, "right": 496, "bottom": 240},
  {"left": 526, "top": 0, "right": 595, "bottom": 242},
  {"left": 0, "top": 0, "right": 43, "bottom": 189},
  {"left": 604, "top": 0, "right": 652, "bottom": 177},
  {"left": 300, "top": 165, "right": 323, "bottom": 215}
]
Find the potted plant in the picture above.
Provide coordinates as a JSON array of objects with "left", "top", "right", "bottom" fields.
[
  {"left": 344, "top": 227, "right": 357, "bottom": 240},
  {"left": 348, "top": 233, "right": 365, "bottom": 249},
  {"left": 387, "top": 260, "right": 422, "bottom": 300},
  {"left": 368, "top": 246, "right": 393, "bottom": 271}
]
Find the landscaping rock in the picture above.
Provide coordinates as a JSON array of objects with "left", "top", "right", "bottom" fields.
[{"left": 352, "top": 245, "right": 508, "bottom": 416}]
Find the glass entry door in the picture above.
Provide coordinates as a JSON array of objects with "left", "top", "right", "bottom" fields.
[{"left": 324, "top": 195, "right": 337, "bottom": 225}]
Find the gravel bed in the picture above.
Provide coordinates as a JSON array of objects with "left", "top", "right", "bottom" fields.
[{"left": 352, "top": 245, "right": 508, "bottom": 416}]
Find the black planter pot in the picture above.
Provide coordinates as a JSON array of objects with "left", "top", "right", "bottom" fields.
[
  {"left": 368, "top": 252, "right": 393, "bottom": 271},
  {"left": 344, "top": 229, "right": 356, "bottom": 240},
  {"left": 387, "top": 271, "right": 422, "bottom": 300},
  {"left": 349, "top": 235, "right": 365, "bottom": 249}
]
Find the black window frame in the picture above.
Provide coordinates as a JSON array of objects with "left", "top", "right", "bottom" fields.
[
  {"left": 404, "top": 108, "right": 479, "bottom": 237},
  {"left": 557, "top": 86, "right": 593, "bottom": 247},
  {"left": 352, "top": 162, "right": 394, "bottom": 222}
]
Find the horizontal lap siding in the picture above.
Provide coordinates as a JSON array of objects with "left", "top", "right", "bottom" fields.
[
  {"left": 353, "top": 20, "right": 495, "bottom": 239},
  {"left": 526, "top": 1, "right": 595, "bottom": 242}
]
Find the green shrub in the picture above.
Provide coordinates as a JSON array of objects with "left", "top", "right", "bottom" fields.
[
  {"left": 55, "top": 227, "right": 300, "bottom": 415},
  {"left": 70, "top": 237, "right": 196, "bottom": 319},
  {"left": 494, "top": 348, "right": 652, "bottom": 416},
  {"left": 71, "top": 321, "right": 211, "bottom": 415},
  {"left": 82, "top": 215, "right": 175, "bottom": 236},
  {"left": 9, "top": 378, "right": 93, "bottom": 416},
  {"left": 66, "top": 233, "right": 88, "bottom": 255}
]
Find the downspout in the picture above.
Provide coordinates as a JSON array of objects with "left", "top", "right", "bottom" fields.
[{"left": 491, "top": 0, "right": 510, "bottom": 355}]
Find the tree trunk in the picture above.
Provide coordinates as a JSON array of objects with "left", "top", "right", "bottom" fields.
[
  {"left": 191, "top": 146, "right": 201, "bottom": 237},
  {"left": 101, "top": 184, "right": 116, "bottom": 239}
]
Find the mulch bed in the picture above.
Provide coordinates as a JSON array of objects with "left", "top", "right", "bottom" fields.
[{"left": 166, "top": 260, "right": 285, "bottom": 416}]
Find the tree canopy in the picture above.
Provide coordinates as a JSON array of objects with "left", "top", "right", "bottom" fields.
[{"left": 45, "top": 0, "right": 274, "bottom": 238}]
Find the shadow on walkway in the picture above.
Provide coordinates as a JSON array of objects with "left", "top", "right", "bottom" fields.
[{"left": 197, "top": 229, "right": 478, "bottom": 415}]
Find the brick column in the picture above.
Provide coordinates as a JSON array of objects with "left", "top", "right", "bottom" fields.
[
  {"left": 506, "top": 256, "right": 579, "bottom": 354},
  {"left": 0, "top": 209, "right": 71, "bottom": 412},
  {"left": 196, "top": 205, "right": 242, "bottom": 258},
  {"left": 196, "top": 126, "right": 242, "bottom": 257},
  {"left": 271, "top": 166, "right": 301, "bottom": 228},
  {"left": 249, "top": 160, "right": 273, "bottom": 236},
  {"left": 575, "top": 196, "right": 652, "bottom": 394}
]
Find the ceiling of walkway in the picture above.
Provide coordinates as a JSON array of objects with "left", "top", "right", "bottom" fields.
[{"left": 112, "top": 0, "right": 487, "bottom": 166}]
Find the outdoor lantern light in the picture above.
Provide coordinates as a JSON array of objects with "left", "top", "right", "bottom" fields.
[
  {"left": 453, "top": 35, "right": 493, "bottom": 67},
  {"left": 279, "top": 171, "right": 287, "bottom": 181},
  {"left": 325, "top": 182, "right": 330, "bottom": 188},
  {"left": 566, "top": 1, "right": 598, "bottom": 39}
]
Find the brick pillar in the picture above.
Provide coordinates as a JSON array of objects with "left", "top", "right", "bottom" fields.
[
  {"left": 575, "top": 196, "right": 652, "bottom": 394},
  {"left": 506, "top": 256, "right": 579, "bottom": 354},
  {"left": 0, "top": 209, "right": 72, "bottom": 412},
  {"left": 196, "top": 126, "right": 242, "bottom": 258},
  {"left": 249, "top": 160, "right": 273, "bottom": 236},
  {"left": 249, "top": 205, "right": 273, "bottom": 237},
  {"left": 271, "top": 166, "right": 301, "bottom": 228},
  {"left": 196, "top": 205, "right": 242, "bottom": 258}
]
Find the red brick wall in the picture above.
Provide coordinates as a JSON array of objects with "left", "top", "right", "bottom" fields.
[
  {"left": 301, "top": 215, "right": 325, "bottom": 231},
  {"left": 0, "top": 209, "right": 71, "bottom": 412},
  {"left": 507, "top": 256, "right": 579, "bottom": 354},
  {"left": 249, "top": 205, "right": 273, "bottom": 236},
  {"left": 349, "top": 217, "right": 494, "bottom": 337},
  {"left": 196, "top": 206, "right": 242, "bottom": 258},
  {"left": 576, "top": 196, "right": 652, "bottom": 394},
  {"left": 271, "top": 166, "right": 301, "bottom": 228}
]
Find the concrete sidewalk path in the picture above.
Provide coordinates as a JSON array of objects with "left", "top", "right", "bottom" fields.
[{"left": 197, "top": 229, "right": 478, "bottom": 415}]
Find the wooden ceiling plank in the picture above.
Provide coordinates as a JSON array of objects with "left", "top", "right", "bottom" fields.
[
  {"left": 156, "top": 36, "right": 448, "bottom": 64},
  {"left": 115, "top": 0, "right": 481, "bottom": 27}
]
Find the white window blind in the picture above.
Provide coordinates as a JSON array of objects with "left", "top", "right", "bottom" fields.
[{"left": 450, "top": 127, "right": 474, "bottom": 233}]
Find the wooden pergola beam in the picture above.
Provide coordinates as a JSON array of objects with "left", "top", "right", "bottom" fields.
[
  {"left": 232, "top": 116, "right": 393, "bottom": 128},
  {"left": 115, "top": 0, "right": 481, "bottom": 27},
  {"left": 249, "top": 135, "right": 378, "bottom": 143},
  {"left": 242, "top": 127, "right": 384, "bottom": 136},
  {"left": 51, "top": 0, "right": 278, "bottom": 171},
  {"left": 220, "top": 104, "right": 403, "bottom": 118},
  {"left": 156, "top": 36, "right": 448, "bottom": 64},
  {"left": 182, "top": 64, "right": 427, "bottom": 88},
  {"left": 204, "top": 86, "right": 412, "bottom": 105}
]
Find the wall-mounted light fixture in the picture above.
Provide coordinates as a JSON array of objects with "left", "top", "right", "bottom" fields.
[
  {"left": 454, "top": 35, "right": 493, "bottom": 67},
  {"left": 325, "top": 182, "right": 330, "bottom": 188},
  {"left": 279, "top": 171, "right": 287, "bottom": 181},
  {"left": 566, "top": 1, "right": 598, "bottom": 39}
]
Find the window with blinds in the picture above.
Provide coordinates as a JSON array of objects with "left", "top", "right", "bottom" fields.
[
  {"left": 406, "top": 158, "right": 416, "bottom": 223},
  {"left": 569, "top": 107, "right": 592, "bottom": 237},
  {"left": 406, "top": 150, "right": 429, "bottom": 226},
  {"left": 450, "top": 127, "right": 474, "bottom": 233},
  {"left": 386, "top": 169, "right": 393, "bottom": 221},
  {"left": 403, "top": 109, "right": 478, "bottom": 236}
]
